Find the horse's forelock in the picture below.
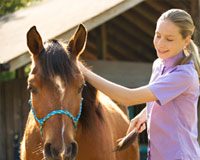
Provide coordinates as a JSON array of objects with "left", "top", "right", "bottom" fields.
[{"left": 38, "top": 40, "right": 78, "bottom": 84}]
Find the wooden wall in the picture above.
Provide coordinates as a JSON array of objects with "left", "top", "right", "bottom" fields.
[{"left": 0, "top": 77, "right": 29, "bottom": 160}]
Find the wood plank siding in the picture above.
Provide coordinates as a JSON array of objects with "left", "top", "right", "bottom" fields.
[{"left": 0, "top": 78, "right": 29, "bottom": 160}]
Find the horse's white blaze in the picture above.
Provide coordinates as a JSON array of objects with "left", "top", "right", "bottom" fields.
[
  {"left": 61, "top": 120, "right": 65, "bottom": 154},
  {"left": 54, "top": 76, "right": 65, "bottom": 101},
  {"left": 55, "top": 76, "right": 66, "bottom": 153}
]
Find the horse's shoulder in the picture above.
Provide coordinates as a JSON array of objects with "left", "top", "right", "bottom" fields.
[{"left": 97, "top": 92, "right": 129, "bottom": 123}]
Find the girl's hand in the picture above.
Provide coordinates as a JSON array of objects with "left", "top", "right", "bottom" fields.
[
  {"left": 114, "top": 109, "right": 147, "bottom": 152},
  {"left": 127, "top": 109, "right": 147, "bottom": 134}
]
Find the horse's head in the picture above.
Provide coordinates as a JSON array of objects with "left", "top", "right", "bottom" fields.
[{"left": 27, "top": 24, "right": 87, "bottom": 159}]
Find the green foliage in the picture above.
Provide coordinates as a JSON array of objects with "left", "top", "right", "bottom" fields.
[
  {"left": 0, "top": 0, "right": 38, "bottom": 17},
  {"left": 0, "top": 64, "right": 30, "bottom": 81},
  {"left": 24, "top": 64, "right": 31, "bottom": 75},
  {"left": 0, "top": 71, "right": 16, "bottom": 81}
]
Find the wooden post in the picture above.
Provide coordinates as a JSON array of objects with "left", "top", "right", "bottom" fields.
[
  {"left": 101, "top": 24, "right": 107, "bottom": 60},
  {"left": 16, "top": 66, "right": 26, "bottom": 79},
  {"left": 96, "top": 24, "right": 107, "bottom": 60},
  {"left": 191, "top": 0, "right": 200, "bottom": 143},
  {"left": 191, "top": 0, "right": 200, "bottom": 47},
  {"left": 0, "top": 81, "right": 7, "bottom": 160}
]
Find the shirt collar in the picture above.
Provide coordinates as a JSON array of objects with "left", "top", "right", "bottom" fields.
[{"left": 161, "top": 51, "right": 184, "bottom": 68}]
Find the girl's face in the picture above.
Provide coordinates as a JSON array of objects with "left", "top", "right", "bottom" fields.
[{"left": 153, "top": 19, "right": 190, "bottom": 60}]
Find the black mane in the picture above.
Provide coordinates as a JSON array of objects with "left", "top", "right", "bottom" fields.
[
  {"left": 81, "top": 82, "right": 104, "bottom": 129},
  {"left": 39, "top": 40, "right": 77, "bottom": 83}
]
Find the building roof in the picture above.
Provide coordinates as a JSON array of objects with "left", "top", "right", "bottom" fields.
[{"left": 0, "top": 0, "right": 143, "bottom": 71}]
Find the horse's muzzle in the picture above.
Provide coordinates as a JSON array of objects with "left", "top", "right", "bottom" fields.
[
  {"left": 44, "top": 141, "right": 78, "bottom": 160},
  {"left": 63, "top": 142, "right": 78, "bottom": 160}
]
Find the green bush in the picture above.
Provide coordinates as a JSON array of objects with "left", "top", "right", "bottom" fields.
[
  {"left": 0, "top": 71, "right": 16, "bottom": 81},
  {"left": 0, "top": 0, "right": 38, "bottom": 17}
]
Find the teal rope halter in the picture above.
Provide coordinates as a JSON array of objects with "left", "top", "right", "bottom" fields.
[{"left": 28, "top": 98, "right": 83, "bottom": 136}]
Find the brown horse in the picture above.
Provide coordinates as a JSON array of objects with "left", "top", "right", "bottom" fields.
[{"left": 20, "top": 24, "right": 139, "bottom": 160}]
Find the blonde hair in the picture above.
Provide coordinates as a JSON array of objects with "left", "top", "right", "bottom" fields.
[{"left": 158, "top": 9, "right": 200, "bottom": 77}]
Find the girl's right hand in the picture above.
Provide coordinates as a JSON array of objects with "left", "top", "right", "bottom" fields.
[
  {"left": 126, "top": 109, "right": 147, "bottom": 134},
  {"left": 114, "top": 109, "right": 147, "bottom": 151}
]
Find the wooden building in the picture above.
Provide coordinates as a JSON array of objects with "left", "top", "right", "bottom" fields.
[{"left": 0, "top": 0, "right": 199, "bottom": 159}]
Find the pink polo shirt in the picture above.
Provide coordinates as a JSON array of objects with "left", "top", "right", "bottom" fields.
[{"left": 147, "top": 52, "right": 200, "bottom": 160}]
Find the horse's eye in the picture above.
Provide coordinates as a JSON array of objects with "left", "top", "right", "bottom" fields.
[
  {"left": 27, "top": 85, "right": 38, "bottom": 94},
  {"left": 78, "top": 84, "right": 86, "bottom": 94}
]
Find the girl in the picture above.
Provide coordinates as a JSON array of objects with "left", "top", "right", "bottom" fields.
[{"left": 79, "top": 9, "right": 200, "bottom": 159}]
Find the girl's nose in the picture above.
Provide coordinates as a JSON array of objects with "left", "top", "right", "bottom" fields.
[{"left": 157, "top": 39, "right": 166, "bottom": 49}]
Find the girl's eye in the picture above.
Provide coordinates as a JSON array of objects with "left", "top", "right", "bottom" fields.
[
  {"left": 27, "top": 85, "right": 38, "bottom": 94},
  {"left": 167, "top": 39, "right": 174, "bottom": 42},
  {"left": 78, "top": 84, "right": 86, "bottom": 94},
  {"left": 156, "top": 35, "right": 161, "bottom": 38}
]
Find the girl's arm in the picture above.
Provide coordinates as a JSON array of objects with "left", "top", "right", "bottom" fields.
[{"left": 80, "top": 63, "right": 157, "bottom": 107}]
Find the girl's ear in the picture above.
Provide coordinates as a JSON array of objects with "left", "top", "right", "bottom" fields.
[
  {"left": 27, "top": 26, "right": 44, "bottom": 56},
  {"left": 68, "top": 24, "right": 87, "bottom": 59},
  {"left": 184, "top": 35, "right": 191, "bottom": 48}
]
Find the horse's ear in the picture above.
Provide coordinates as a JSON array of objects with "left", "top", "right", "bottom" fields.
[
  {"left": 27, "top": 26, "right": 44, "bottom": 56},
  {"left": 68, "top": 24, "right": 87, "bottom": 59}
]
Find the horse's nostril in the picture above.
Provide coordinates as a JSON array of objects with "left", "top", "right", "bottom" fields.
[
  {"left": 44, "top": 143, "right": 59, "bottom": 158},
  {"left": 44, "top": 143, "right": 52, "bottom": 157},
  {"left": 65, "top": 142, "right": 78, "bottom": 159}
]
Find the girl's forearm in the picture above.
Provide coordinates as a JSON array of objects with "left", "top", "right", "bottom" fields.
[{"left": 81, "top": 64, "right": 157, "bottom": 106}]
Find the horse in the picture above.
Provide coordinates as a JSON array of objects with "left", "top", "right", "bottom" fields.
[{"left": 20, "top": 24, "right": 139, "bottom": 160}]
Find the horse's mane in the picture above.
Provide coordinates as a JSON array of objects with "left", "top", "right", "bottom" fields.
[
  {"left": 38, "top": 40, "right": 104, "bottom": 129},
  {"left": 81, "top": 82, "right": 104, "bottom": 129}
]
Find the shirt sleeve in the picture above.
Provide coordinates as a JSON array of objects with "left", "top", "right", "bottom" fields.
[{"left": 148, "top": 68, "right": 191, "bottom": 106}]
